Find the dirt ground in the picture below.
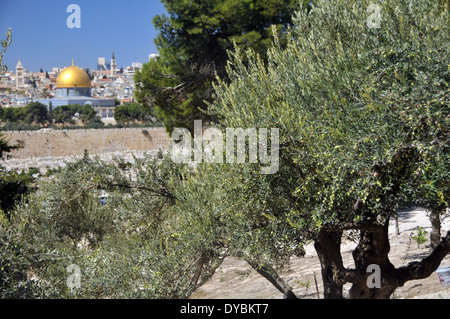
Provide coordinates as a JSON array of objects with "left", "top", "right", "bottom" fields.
[{"left": 190, "top": 207, "right": 450, "bottom": 299}]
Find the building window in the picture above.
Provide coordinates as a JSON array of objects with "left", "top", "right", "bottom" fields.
[
  {"left": 102, "top": 110, "right": 106, "bottom": 118},
  {"left": 108, "top": 109, "right": 113, "bottom": 118}
]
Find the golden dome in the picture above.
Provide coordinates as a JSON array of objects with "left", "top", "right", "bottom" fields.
[{"left": 56, "top": 61, "right": 91, "bottom": 88}]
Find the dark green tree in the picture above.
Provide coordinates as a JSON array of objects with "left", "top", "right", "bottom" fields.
[
  {"left": 0, "top": 134, "right": 31, "bottom": 219},
  {"left": 113, "top": 103, "right": 153, "bottom": 124},
  {"left": 53, "top": 104, "right": 77, "bottom": 124},
  {"left": 22, "top": 102, "right": 49, "bottom": 125},
  {"left": 134, "top": 0, "right": 307, "bottom": 132},
  {"left": 0, "top": 106, "right": 21, "bottom": 124},
  {"left": 52, "top": 104, "right": 101, "bottom": 126},
  {"left": 79, "top": 104, "right": 100, "bottom": 125},
  {"left": 113, "top": 104, "right": 131, "bottom": 124}
]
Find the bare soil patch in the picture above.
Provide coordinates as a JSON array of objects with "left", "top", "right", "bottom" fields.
[{"left": 190, "top": 208, "right": 450, "bottom": 299}]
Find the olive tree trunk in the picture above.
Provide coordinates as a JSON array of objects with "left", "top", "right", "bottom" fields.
[
  {"left": 314, "top": 230, "right": 345, "bottom": 299},
  {"left": 429, "top": 208, "right": 443, "bottom": 250},
  {"left": 315, "top": 222, "right": 450, "bottom": 299}
]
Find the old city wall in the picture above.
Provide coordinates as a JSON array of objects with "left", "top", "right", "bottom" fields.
[{"left": 3, "top": 127, "right": 171, "bottom": 159}]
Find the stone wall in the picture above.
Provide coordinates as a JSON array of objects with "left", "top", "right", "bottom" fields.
[{"left": 3, "top": 127, "right": 170, "bottom": 159}]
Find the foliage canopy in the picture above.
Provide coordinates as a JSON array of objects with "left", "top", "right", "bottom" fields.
[
  {"left": 134, "top": 0, "right": 306, "bottom": 132},
  {"left": 1, "top": 0, "right": 449, "bottom": 299}
]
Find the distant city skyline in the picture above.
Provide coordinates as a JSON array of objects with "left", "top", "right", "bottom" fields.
[{"left": 0, "top": 0, "right": 167, "bottom": 72}]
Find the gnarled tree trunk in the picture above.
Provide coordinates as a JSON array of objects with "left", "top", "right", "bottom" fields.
[
  {"left": 314, "top": 229, "right": 345, "bottom": 299},
  {"left": 349, "top": 223, "right": 399, "bottom": 299},
  {"left": 429, "top": 208, "right": 443, "bottom": 250},
  {"left": 315, "top": 222, "right": 450, "bottom": 299}
]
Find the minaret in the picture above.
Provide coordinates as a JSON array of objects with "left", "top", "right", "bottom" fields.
[
  {"left": 111, "top": 52, "right": 116, "bottom": 76},
  {"left": 16, "top": 60, "right": 24, "bottom": 89}
]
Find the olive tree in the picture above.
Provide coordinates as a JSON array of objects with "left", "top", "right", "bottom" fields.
[
  {"left": 0, "top": 152, "right": 226, "bottom": 298},
  {"left": 2, "top": 1, "right": 449, "bottom": 298},
  {"left": 207, "top": 0, "right": 449, "bottom": 299}
]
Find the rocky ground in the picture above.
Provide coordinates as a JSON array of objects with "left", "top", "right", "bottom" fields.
[
  {"left": 190, "top": 208, "right": 450, "bottom": 299},
  {"left": 2, "top": 150, "right": 161, "bottom": 173}
]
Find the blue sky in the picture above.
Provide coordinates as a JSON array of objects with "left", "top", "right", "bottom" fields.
[{"left": 0, "top": 0, "right": 167, "bottom": 72}]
